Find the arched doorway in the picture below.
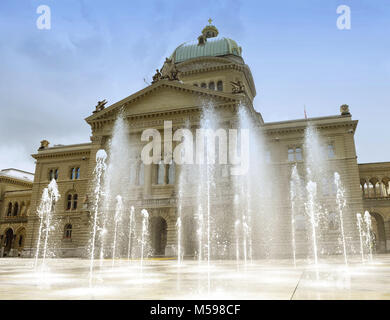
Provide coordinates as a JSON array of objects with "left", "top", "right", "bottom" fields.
[
  {"left": 183, "top": 215, "right": 196, "bottom": 256},
  {"left": 4, "top": 228, "right": 14, "bottom": 256},
  {"left": 150, "top": 217, "right": 167, "bottom": 256},
  {"left": 370, "top": 212, "right": 387, "bottom": 253},
  {"left": 15, "top": 227, "right": 26, "bottom": 255}
]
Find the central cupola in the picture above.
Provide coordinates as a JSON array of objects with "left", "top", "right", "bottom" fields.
[
  {"left": 198, "top": 18, "right": 219, "bottom": 44},
  {"left": 158, "top": 21, "right": 256, "bottom": 101}
]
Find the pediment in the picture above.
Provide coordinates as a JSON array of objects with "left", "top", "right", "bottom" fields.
[{"left": 85, "top": 81, "right": 240, "bottom": 124}]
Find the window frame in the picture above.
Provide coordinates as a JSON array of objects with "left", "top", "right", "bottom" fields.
[{"left": 64, "top": 224, "right": 72, "bottom": 239}]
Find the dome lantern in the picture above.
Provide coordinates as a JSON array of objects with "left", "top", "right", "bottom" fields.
[{"left": 201, "top": 18, "right": 219, "bottom": 39}]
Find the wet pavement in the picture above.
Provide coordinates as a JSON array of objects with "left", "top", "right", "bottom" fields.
[{"left": 0, "top": 255, "right": 389, "bottom": 299}]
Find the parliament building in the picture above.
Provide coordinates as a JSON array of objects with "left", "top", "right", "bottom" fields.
[{"left": 1, "top": 23, "right": 389, "bottom": 258}]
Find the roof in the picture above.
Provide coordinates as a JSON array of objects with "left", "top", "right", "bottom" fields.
[
  {"left": 85, "top": 80, "right": 241, "bottom": 122},
  {"left": 32, "top": 142, "right": 92, "bottom": 159},
  {"left": 0, "top": 169, "right": 34, "bottom": 182},
  {"left": 263, "top": 114, "right": 358, "bottom": 134},
  {"left": 172, "top": 37, "right": 242, "bottom": 63}
]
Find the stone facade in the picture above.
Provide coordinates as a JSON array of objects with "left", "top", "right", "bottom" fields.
[
  {"left": 0, "top": 169, "right": 32, "bottom": 257},
  {"left": 1, "top": 24, "right": 389, "bottom": 257}
]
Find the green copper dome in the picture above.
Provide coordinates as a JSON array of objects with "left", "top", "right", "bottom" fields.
[{"left": 172, "top": 37, "right": 242, "bottom": 64}]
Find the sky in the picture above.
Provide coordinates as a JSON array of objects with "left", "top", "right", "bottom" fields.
[{"left": 0, "top": 0, "right": 389, "bottom": 173}]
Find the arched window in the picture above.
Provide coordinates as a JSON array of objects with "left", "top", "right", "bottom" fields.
[
  {"left": 13, "top": 202, "right": 19, "bottom": 216},
  {"left": 382, "top": 177, "right": 390, "bottom": 197},
  {"left": 157, "top": 161, "right": 165, "bottom": 185},
  {"left": 168, "top": 162, "right": 175, "bottom": 184},
  {"left": 360, "top": 179, "right": 366, "bottom": 197},
  {"left": 66, "top": 193, "right": 78, "bottom": 210},
  {"left": 363, "top": 182, "right": 369, "bottom": 198},
  {"left": 217, "top": 81, "right": 223, "bottom": 91},
  {"left": 200, "top": 83, "right": 207, "bottom": 88},
  {"left": 18, "top": 235, "right": 23, "bottom": 247},
  {"left": 368, "top": 181, "right": 374, "bottom": 198},
  {"left": 369, "top": 178, "right": 379, "bottom": 197},
  {"left": 208, "top": 82, "right": 215, "bottom": 90},
  {"left": 64, "top": 224, "right": 72, "bottom": 239},
  {"left": 375, "top": 182, "right": 382, "bottom": 197},
  {"left": 7, "top": 202, "right": 12, "bottom": 216},
  {"left": 73, "top": 194, "right": 78, "bottom": 210},
  {"left": 66, "top": 194, "right": 72, "bottom": 210},
  {"left": 16, "top": 227, "right": 25, "bottom": 248},
  {"left": 55, "top": 169, "right": 59, "bottom": 180}
]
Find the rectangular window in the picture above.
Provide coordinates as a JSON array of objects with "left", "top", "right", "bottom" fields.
[
  {"left": 288, "top": 148, "right": 295, "bottom": 162},
  {"left": 295, "top": 148, "right": 302, "bottom": 161},
  {"left": 70, "top": 167, "right": 80, "bottom": 180},
  {"left": 288, "top": 147, "right": 303, "bottom": 162},
  {"left": 49, "top": 169, "right": 59, "bottom": 180},
  {"left": 327, "top": 144, "right": 335, "bottom": 159}
]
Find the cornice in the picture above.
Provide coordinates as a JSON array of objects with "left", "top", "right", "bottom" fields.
[
  {"left": 32, "top": 149, "right": 91, "bottom": 160},
  {"left": 90, "top": 101, "right": 241, "bottom": 133},
  {"left": 264, "top": 118, "right": 358, "bottom": 135},
  {"left": 0, "top": 176, "right": 33, "bottom": 188},
  {"left": 85, "top": 81, "right": 240, "bottom": 124}
]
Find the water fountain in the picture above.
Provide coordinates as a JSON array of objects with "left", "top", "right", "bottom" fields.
[
  {"left": 140, "top": 209, "right": 150, "bottom": 269},
  {"left": 234, "top": 219, "right": 240, "bottom": 264},
  {"left": 7, "top": 103, "right": 386, "bottom": 300},
  {"left": 99, "top": 112, "right": 133, "bottom": 262},
  {"left": 112, "top": 195, "right": 123, "bottom": 267},
  {"left": 356, "top": 213, "right": 365, "bottom": 263},
  {"left": 197, "top": 204, "right": 204, "bottom": 263},
  {"left": 305, "top": 180, "right": 319, "bottom": 266},
  {"left": 290, "top": 165, "right": 300, "bottom": 267},
  {"left": 334, "top": 172, "right": 348, "bottom": 267},
  {"left": 34, "top": 179, "right": 60, "bottom": 269},
  {"left": 176, "top": 216, "right": 182, "bottom": 265},
  {"left": 364, "top": 211, "right": 373, "bottom": 261},
  {"left": 127, "top": 206, "right": 135, "bottom": 262},
  {"left": 89, "top": 149, "right": 107, "bottom": 280}
]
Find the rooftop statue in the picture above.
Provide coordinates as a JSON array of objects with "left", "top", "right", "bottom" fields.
[
  {"left": 230, "top": 80, "right": 245, "bottom": 94},
  {"left": 153, "top": 58, "right": 180, "bottom": 84},
  {"left": 93, "top": 99, "right": 107, "bottom": 113}
]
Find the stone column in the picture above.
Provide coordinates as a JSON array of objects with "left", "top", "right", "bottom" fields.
[{"left": 144, "top": 164, "right": 152, "bottom": 197}]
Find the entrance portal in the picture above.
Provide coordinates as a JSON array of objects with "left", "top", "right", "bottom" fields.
[
  {"left": 150, "top": 217, "right": 167, "bottom": 256},
  {"left": 371, "top": 212, "right": 387, "bottom": 253},
  {"left": 4, "top": 229, "right": 14, "bottom": 256}
]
